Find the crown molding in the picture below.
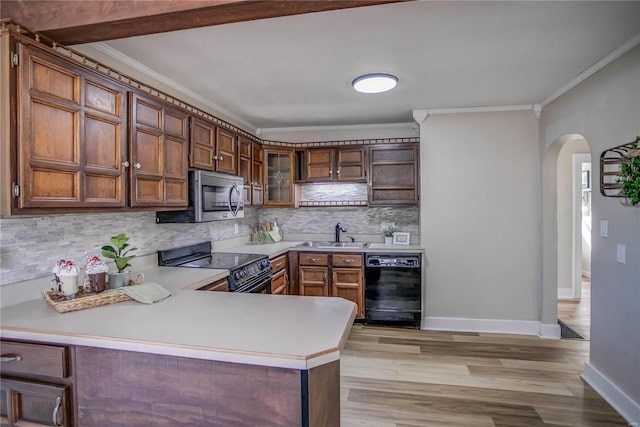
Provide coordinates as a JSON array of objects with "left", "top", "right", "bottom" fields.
[
  {"left": 257, "top": 122, "right": 416, "bottom": 134},
  {"left": 89, "top": 42, "right": 258, "bottom": 134},
  {"left": 412, "top": 109, "right": 428, "bottom": 124},
  {"left": 424, "top": 105, "right": 534, "bottom": 115},
  {"left": 540, "top": 32, "right": 640, "bottom": 109}
]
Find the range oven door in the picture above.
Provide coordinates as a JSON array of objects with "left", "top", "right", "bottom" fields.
[{"left": 234, "top": 278, "right": 271, "bottom": 294}]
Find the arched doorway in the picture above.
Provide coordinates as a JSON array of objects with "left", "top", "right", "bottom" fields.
[
  {"left": 540, "top": 134, "right": 592, "bottom": 339},
  {"left": 556, "top": 138, "right": 591, "bottom": 339}
]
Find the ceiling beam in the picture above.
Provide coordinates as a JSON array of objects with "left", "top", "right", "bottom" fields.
[{"left": 2, "top": 0, "right": 407, "bottom": 45}]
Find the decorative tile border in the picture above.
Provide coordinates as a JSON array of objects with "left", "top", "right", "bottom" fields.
[{"left": 262, "top": 137, "right": 420, "bottom": 148}]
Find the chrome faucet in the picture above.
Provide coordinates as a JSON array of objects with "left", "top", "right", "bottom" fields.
[{"left": 335, "top": 223, "right": 347, "bottom": 242}]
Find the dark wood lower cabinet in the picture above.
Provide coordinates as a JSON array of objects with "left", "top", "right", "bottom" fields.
[
  {"left": 76, "top": 346, "right": 339, "bottom": 426},
  {"left": 1, "top": 378, "right": 71, "bottom": 426}
]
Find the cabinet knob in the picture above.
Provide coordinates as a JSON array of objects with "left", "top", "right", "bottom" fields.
[
  {"left": 134, "top": 162, "right": 142, "bottom": 169},
  {"left": 0, "top": 354, "right": 23, "bottom": 362},
  {"left": 337, "top": 170, "right": 340, "bottom": 174},
  {"left": 121, "top": 161, "right": 130, "bottom": 168},
  {"left": 219, "top": 155, "right": 224, "bottom": 160}
]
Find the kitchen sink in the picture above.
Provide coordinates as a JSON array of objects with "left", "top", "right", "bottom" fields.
[
  {"left": 296, "top": 241, "right": 370, "bottom": 249},
  {"left": 330, "top": 242, "right": 370, "bottom": 248}
]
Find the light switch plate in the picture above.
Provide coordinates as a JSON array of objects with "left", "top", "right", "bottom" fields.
[
  {"left": 600, "top": 220, "right": 608, "bottom": 238},
  {"left": 616, "top": 244, "right": 626, "bottom": 264},
  {"left": 234, "top": 223, "right": 239, "bottom": 234}
]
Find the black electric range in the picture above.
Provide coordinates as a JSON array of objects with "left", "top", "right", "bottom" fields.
[{"left": 158, "top": 242, "right": 272, "bottom": 293}]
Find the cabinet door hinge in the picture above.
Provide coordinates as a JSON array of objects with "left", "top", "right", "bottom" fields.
[
  {"left": 10, "top": 52, "right": 19, "bottom": 67},
  {"left": 12, "top": 183, "right": 20, "bottom": 197}
]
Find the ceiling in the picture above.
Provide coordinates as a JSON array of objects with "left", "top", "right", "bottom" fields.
[{"left": 80, "top": 1, "right": 640, "bottom": 131}]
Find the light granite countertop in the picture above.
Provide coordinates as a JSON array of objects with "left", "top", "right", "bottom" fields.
[
  {"left": 0, "top": 239, "right": 420, "bottom": 370},
  {"left": 1, "top": 264, "right": 356, "bottom": 369}
]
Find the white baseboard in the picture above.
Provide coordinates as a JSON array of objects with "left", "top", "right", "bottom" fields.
[
  {"left": 557, "top": 287, "right": 575, "bottom": 299},
  {"left": 582, "top": 362, "right": 640, "bottom": 425},
  {"left": 422, "top": 316, "right": 560, "bottom": 339},
  {"left": 539, "top": 323, "right": 561, "bottom": 339}
]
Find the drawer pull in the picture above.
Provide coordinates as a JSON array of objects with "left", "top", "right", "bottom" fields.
[
  {"left": 0, "top": 354, "right": 23, "bottom": 362},
  {"left": 344, "top": 259, "right": 354, "bottom": 263},
  {"left": 53, "top": 396, "right": 63, "bottom": 427},
  {"left": 310, "top": 258, "right": 319, "bottom": 262}
]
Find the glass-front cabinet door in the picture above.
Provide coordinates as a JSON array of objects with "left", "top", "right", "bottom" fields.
[{"left": 264, "top": 148, "right": 294, "bottom": 207}]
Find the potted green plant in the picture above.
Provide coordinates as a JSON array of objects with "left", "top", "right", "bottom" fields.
[
  {"left": 382, "top": 224, "right": 396, "bottom": 245},
  {"left": 619, "top": 136, "right": 640, "bottom": 206},
  {"left": 101, "top": 233, "right": 137, "bottom": 288}
]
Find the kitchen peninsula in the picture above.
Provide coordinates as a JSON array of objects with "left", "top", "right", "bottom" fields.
[{"left": 0, "top": 264, "right": 356, "bottom": 426}]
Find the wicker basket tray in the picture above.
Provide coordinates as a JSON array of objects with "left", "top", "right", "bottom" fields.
[{"left": 41, "top": 288, "right": 132, "bottom": 313}]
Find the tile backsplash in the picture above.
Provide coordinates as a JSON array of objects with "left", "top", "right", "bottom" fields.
[
  {"left": 260, "top": 206, "right": 419, "bottom": 237},
  {"left": 0, "top": 209, "right": 258, "bottom": 285},
  {"left": 0, "top": 205, "right": 418, "bottom": 285}
]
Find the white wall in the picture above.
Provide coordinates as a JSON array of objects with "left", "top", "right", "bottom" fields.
[
  {"left": 540, "top": 46, "right": 640, "bottom": 421},
  {"left": 419, "top": 111, "right": 540, "bottom": 322},
  {"left": 556, "top": 138, "right": 589, "bottom": 294}
]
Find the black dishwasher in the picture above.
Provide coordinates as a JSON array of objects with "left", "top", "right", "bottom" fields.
[{"left": 365, "top": 254, "right": 422, "bottom": 328}]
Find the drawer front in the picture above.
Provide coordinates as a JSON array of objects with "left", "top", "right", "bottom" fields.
[
  {"left": 0, "top": 341, "right": 69, "bottom": 379},
  {"left": 271, "top": 269, "right": 288, "bottom": 294},
  {"left": 332, "top": 253, "right": 363, "bottom": 267},
  {"left": 197, "top": 277, "right": 229, "bottom": 292},
  {"left": 299, "top": 253, "right": 329, "bottom": 266},
  {"left": 270, "top": 254, "right": 288, "bottom": 273}
]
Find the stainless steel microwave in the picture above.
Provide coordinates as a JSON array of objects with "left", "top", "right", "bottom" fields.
[{"left": 156, "top": 170, "right": 244, "bottom": 223}]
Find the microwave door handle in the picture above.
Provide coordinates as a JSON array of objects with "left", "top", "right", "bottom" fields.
[{"left": 229, "top": 184, "right": 240, "bottom": 217}]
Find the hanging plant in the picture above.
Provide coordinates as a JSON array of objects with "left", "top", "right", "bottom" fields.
[{"left": 618, "top": 136, "right": 640, "bottom": 205}]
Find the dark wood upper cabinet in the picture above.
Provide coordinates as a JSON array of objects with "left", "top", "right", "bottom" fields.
[
  {"left": 215, "top": 127, "right": 237, "bottom": 175},
  {"left": 189, "top": 117, "right": 216, "bottom": 171},
  {"left": 252, "top": 142, "right": 264, "bottom": 206},
  {"left": 238, "top": 136, "right": 252, "bottom": 205},
  {"left": 238, "top": 136, "right": 252, "bottom": 186},
  {"left": 16, "top": 42, "right": 127, "bottom": 209},
  {"left": 264, "top": 147, "right": 294, "bottom": 207},
  {"left": 129, "top": 92, "right": 188, "bottom": 207},
  {"left": 306, "top": 148, "right": 334, "bottom": 181},
  {"left": 302, "top": 147, "right": 366, "bottom": 183},
  {"left": 188, "top": 118, "right": 238, "bottom": 176},
  {"left": 368, "top": 144, "right": 418, "bottom": 206},
  {"left": 336, "top": 147, "right": 366, "bottom": 182}
]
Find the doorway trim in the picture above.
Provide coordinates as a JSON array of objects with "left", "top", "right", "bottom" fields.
[{"left": 571, "top": 153, "right": 590, "bottom": 299}]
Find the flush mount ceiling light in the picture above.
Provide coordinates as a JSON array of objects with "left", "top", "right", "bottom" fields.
[{"left": 352, "top": 73, "right": 398, "bottom": 94}]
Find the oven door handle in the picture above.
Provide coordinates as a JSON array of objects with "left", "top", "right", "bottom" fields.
[
  {"left": 229, "top": 184, "right": 241, "bottom": 217},
  {"left": 236, "top": 279, "right": 270, "bottom": 294}
]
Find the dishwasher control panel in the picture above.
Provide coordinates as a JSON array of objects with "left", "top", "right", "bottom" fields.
[{"left": 365, "top": 254, "right": 421, "bottom": 268}]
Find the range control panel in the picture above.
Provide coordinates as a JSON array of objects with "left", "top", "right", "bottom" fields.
[{"left": 365, "top": 254, "right": 421, "bottom": 268}]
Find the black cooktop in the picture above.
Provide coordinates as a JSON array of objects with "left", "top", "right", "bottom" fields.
[
  {"left": 178, "top": 252, "right": 266, "bottom": 270},
  {"left": 157, "top": 241, "right": 265, "bottom": 271}
]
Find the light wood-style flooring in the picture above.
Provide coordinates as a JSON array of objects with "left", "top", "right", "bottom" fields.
[
  {"left": 341, "top": 324, "right": 626, "bottom": 426},
  {"left": 558, "top": 278, "right": 591, "bottom": 340}
]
